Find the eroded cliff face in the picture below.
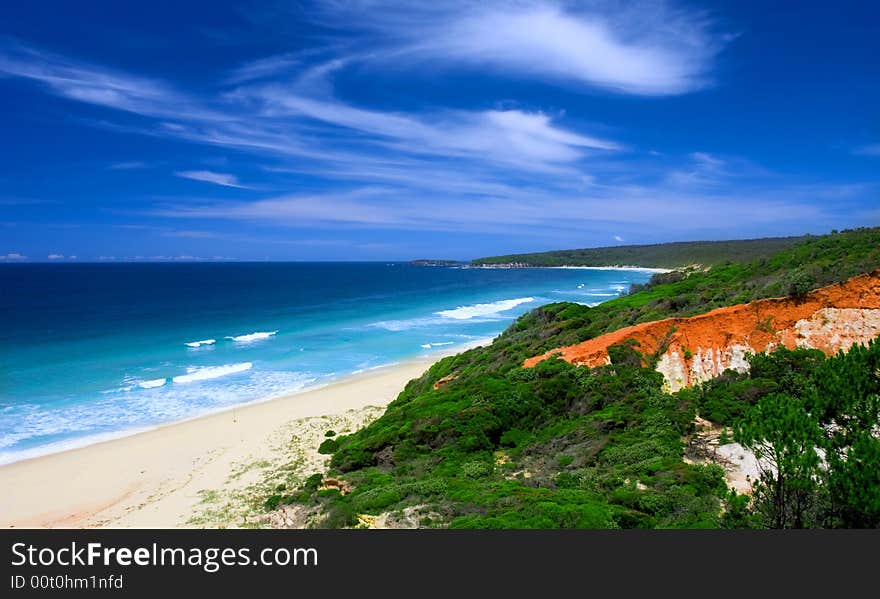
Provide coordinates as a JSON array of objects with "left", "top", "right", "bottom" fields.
[{"left": 524, "top": 270, "right": 880, "bottom": 392}]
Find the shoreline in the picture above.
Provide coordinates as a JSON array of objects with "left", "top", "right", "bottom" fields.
[
  {"left": 0, "top": 339, "right": 490, "bottom": 529},
  {"left": 0, "top": 338, "right": 489, "bottom": 468}
]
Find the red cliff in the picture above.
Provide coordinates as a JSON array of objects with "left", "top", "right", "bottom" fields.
[{"left": 524, "top": 270, "right": 880, "bottom": 391}]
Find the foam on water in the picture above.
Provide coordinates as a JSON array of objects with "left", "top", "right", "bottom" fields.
[
  {"left": 370, "top": 316, "right": 441, "bottom": 331},
  {"left": 370, "top": 297, "right": 542, "bottom": 332},
  {"left": 420, "top": 341, "right": 455, "bottom": 349},
  {"left": 435, "top": 297, "right": 535, "bottom": 320},
  {"left": 185, "top": 339, "right": 216, "bottom": 348},
  {"left": 0, "top": 368, "right": 317, "bottom": 464},
  {"left": 172, "top": 362, "right": 253, "bottom": 384},
  {"left": 138, "top": 378, "right": 167, "bottom": 389},
  {"left": 225, "top": 331, "right": 277, "bottom": 343}
]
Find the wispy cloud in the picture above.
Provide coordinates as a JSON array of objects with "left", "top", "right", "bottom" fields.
[
  {"left": 148, "top": 175, "right": 864, "bottom": 239},
  {"left": 0, "top": 39, "right": 621, "bottom": 179},
  {"left": 309, "top": 0, "right": 723, "bottom": 95},
  {"left": 665, "top": 151, "right": 728, "bottom": 187},
  {"left": 175, "top": 170, "right": 249, "bottom": 188},
  {"left": 161, "top": 229, "right": 230, "bottom": 239},
  {"left": 109, "top": 161, "right": 149, "bottom": 170},
  {"left": 225, "top": 52, "right": 302, "bottom": 84},
  {"left": 2, "top": 6, "right": 871, "bottom": 253},
  {"left": 0, "top": 42, "right": 217, "bottom": 121},
  {"left": 854, "top": 144, "right": 880, "bottom": 157},
  {"left": 1, "top": 252, "right": 26, "bottom": 261},
  {"left": 247, "top": 78, "right": 620, "bottom": 169},
  {"left": 0, "top": 39, "right": 618, "bottom": 174}
]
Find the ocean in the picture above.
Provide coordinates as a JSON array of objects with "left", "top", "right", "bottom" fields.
[{"left": 0, "top": 262, "right": 653, "bottom": 464}]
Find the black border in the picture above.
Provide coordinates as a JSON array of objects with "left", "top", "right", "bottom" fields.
[{"left": 2, "top": 529, "right": 877, "bottom": 596}]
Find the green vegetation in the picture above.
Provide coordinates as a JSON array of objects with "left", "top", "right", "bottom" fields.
[
  {"left": 479, "top": 228, "right": 880, "bottom": 360},
  {"left": 264, "top": 228, "right": 880, "bottom": 528},
  {"left": 473, "top": 235, "right": 810, "bottom": 268},
  {"left": 409, "top": 259, "right": 466, "bottom": 267},
  {"left": 683, "top": 341, "right": 880, "bottom": 528},
  {"left": 679, "top": 347, "right": 826, "bottom": 425}
]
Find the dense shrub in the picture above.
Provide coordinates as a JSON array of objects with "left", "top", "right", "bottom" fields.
[{"left": 268, "top": 228, "right": 880, "bottom": 528}]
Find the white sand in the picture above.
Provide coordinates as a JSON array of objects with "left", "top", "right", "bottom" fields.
[{"left": 0, "top": 342, "right": 485, "bottom": 529}]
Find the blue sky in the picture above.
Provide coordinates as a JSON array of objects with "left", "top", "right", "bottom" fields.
[{"left": 1, "top": 0, "right": 878, "bottom": 261}]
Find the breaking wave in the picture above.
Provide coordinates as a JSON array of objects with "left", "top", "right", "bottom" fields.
[
  {"left": 435, "top": 297, "right": 534, "bottom": 320},
  {"left": 225, "top": 331, "right": 277, "bottom": 343},
  {"left": 172, "top": 362, "right": 253, "bottom": 384},
  {"left": 138, "top": 378, "right": 167, "bottom": 389},
  {"left": 420, "top": 341, "right": 455, "bottom": 349},
  {"left": 185, "top": 339, "right": 216, "bottom": 348}
]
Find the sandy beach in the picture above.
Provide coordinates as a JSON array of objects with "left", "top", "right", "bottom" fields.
[{"left": 0, "top": 343, "right": 481, "bottom": 529}]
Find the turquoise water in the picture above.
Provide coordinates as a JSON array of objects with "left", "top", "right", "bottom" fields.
[{"left": 0, "top": 263, "right": 653, "bottom": 464}]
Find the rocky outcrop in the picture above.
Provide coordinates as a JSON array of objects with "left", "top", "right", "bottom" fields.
[{"left": 524, "top": 270, "right": 880, "bottom": 391}]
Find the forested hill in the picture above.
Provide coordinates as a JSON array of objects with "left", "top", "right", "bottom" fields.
[
  {"left": 472, "top": 236, "right": 810, "bottom": 268},
  {"left": 264, "top": 227, "right": 880, "bottom": 529}
]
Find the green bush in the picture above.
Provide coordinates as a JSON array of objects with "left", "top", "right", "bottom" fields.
[
  {"left": 303, "top": 473, "right": 324, "bottom": 490},
  {"left": 264, "top": 494, "right": 285, "bottom": 511},
  {"left": 460, "top": 460, "right": 492, "bottom": 478},
  {"left": 318, "top": 438, "right": 339, "bottom": 454},
  {"left": 784, "top": 268, "right": 816, "bottom": 297}
]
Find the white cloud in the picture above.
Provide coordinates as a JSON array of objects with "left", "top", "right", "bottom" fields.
[
  {"left": 0, "top": 40, "right": 619, "bottom": 174},
  {"left": 1, "top": 252, "right": 26, "bottom": 261},
  {"left": 251, "top": 80, "right": 619, "bottom": 169},
  {"left": 0, "top": 43, "right": 218, "bottom": 121},
  {"left": 226, "top": 52, "right": 302, "bottom": 84},
  {"left": 690, "top": 151, "right": 726, "bottom": 168},
  {"left": 149, "top": 176, "right": 853, "bottom": 238},
  {"left": 614, "top": 235, "right": 624, "bottom": 242},
  {"left": 231, "top": 54, "right": 621, "bottom": 171},
  {"left": 47, "top": 254, "right": 65, "bottom": 260},
  {"left": 175, "top": 170, "right": 248, "bottom": 188},
  {"left": 312, "top": 0, "right": 722, "bottom": 95},
  {"left": 152, "top": 188, "right": 399, "bottom": 226},
  {"left": 665, "top": 151, "right": 732, "bottom": 187}
]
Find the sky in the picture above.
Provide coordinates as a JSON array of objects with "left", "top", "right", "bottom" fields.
[{"left": 0, "top": 0, "right": 878, "bottom": 262}]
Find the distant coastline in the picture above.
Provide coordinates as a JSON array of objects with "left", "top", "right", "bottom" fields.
[
  {"left": 407, "top": 259, "right": 466, "bottom": 267},
  {"left": 471, "top": 263, "right": 671, "bottom": 273},
  {"left": 408, "top": 259, "right": 671, "bottom": 273},
  {"left": 469, "top": 236, "right": 808, "bottom": 270}
]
